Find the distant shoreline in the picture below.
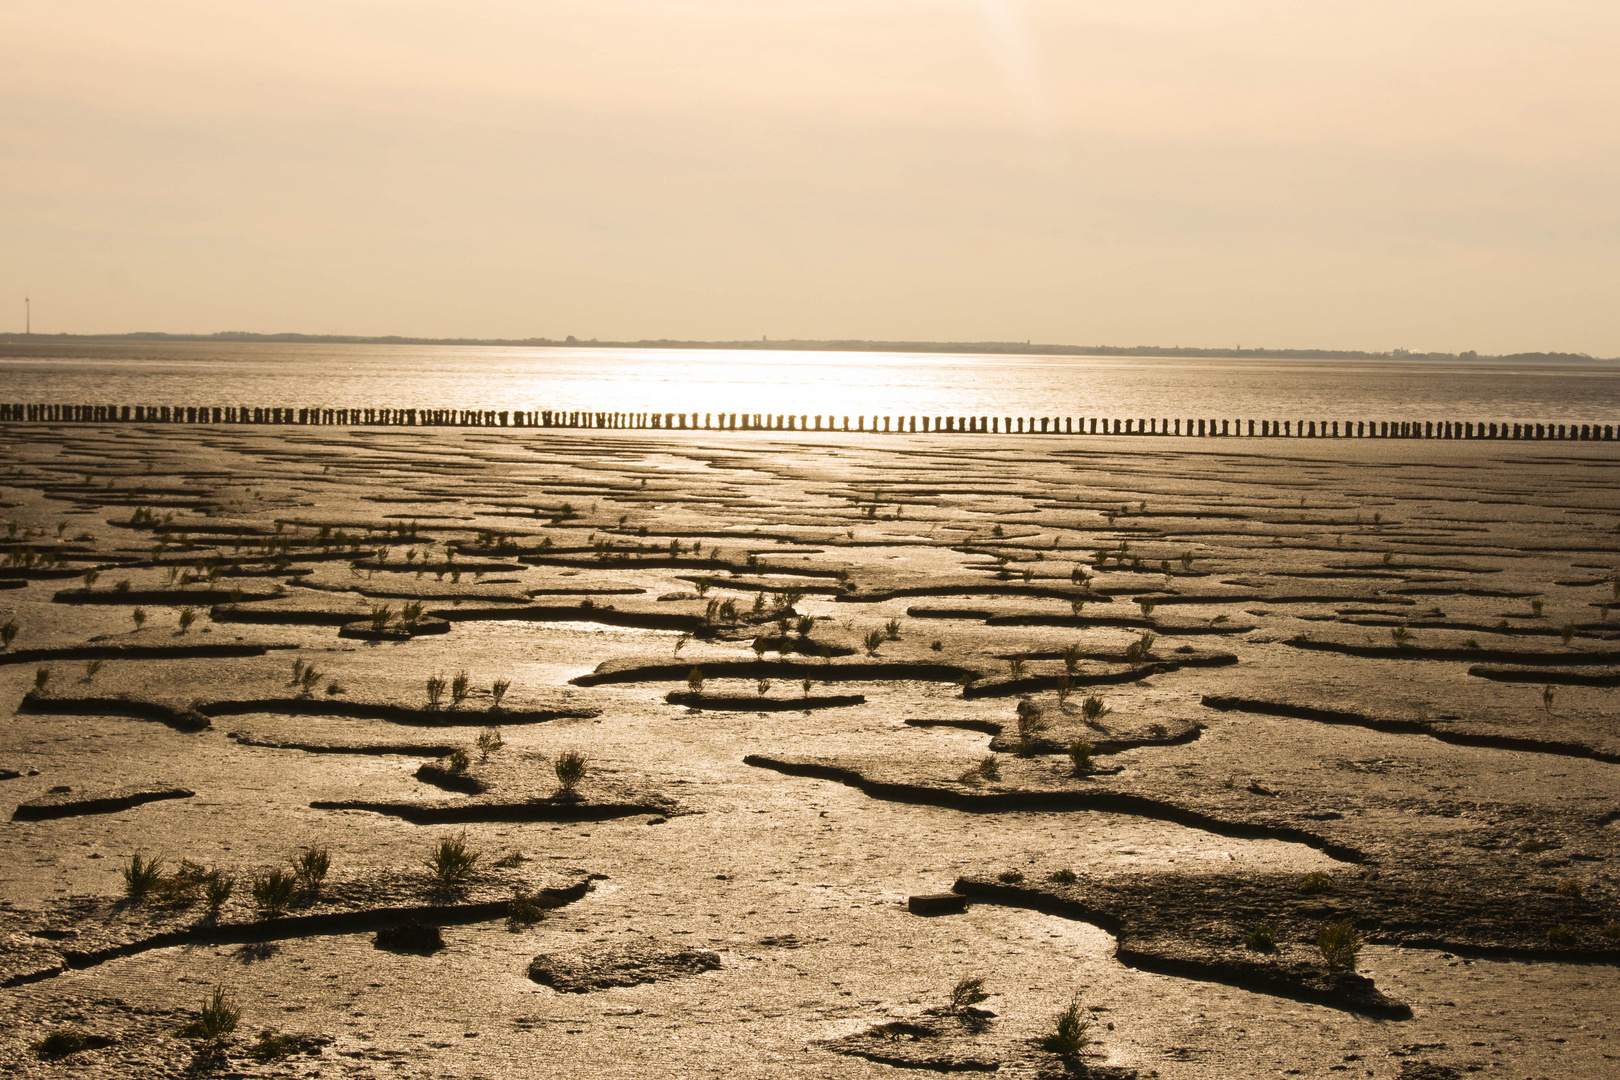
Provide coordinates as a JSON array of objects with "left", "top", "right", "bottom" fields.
[{"left": 0, "top": 332, "right": 1608, "bottom": 364}]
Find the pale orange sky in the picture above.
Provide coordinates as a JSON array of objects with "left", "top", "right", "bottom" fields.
[{"left": 2, "top": 1, "right": 1617, "bottom": 353}]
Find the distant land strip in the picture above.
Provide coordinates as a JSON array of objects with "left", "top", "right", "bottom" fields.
[{"left": 0, "top": 332, "right": 1610, "bottom": 364}]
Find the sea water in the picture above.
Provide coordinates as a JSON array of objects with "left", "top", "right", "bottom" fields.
[{"left": 2, "top": 340, "right": 1618, "bottom": 424}]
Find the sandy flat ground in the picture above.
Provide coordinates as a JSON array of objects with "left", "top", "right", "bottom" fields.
[{"left": 1, "top": 426, "right": 1617, "bottom": 1079}]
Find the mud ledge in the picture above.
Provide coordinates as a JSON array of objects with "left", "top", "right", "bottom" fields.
[
  {"left": 962, "top": 656, "right": 1235, "bottom": 699},
  {"left": 197, "top": 697, "right": 599, "bottom": 727},
  {"left": 2, "top": 879, "right": 591, "bottom": 988},
  {"left": 13, "top": 784, "right": 193, "bottom": 820},
  {"left": 427, "top": 604, "right": 706, "bottom": 632},
  {"left": 0, "top": 643, "right": 283, "bottom": 667},
  {"left": 572, "top": 659, "right": 974, "bottom": 687},
  {"left": 1201, "top": 695, "right": 1620, "bottom": 764},
  {"left": 227, "top": 732, "right": 457, "bottom": 757},
  {"left": 987, "top": 720, "right": 1204, "bottom": 756},
  {"left": 664, "top": 691, "right": 866, "bottom": 711},
  {"left": 338, "top": 616, "right": 451, "bottom": 640},
  {"left": 1468, "top": 665, "right": 1620, "bottom": 687},
  {"left": 838, "top": 584, "right": 1107, "bottom": 604},
  {"left": 1286, "top": 640, "right": 1620, "bottom": 665},
  {"left": 16, "top": 691, "right": 211, "bottom": 732},
  {"left": 310, "top": 799, "right": 673, "bottom": 823},
  {"left": 952, "top": 877, "right": 1411, "bottom": 1019},
  {"left": 743, "top": 755, "right": 1364, "bottom": 862}
]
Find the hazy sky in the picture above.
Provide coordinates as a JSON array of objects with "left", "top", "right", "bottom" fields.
[{"left": 3, "top": 1, "right": 1617, "bottom": 352}]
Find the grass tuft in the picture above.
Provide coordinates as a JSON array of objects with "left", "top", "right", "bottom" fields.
[
  {"left": 1067, "top": 739, "right": 1094, "bottom": 774},
  {"left": 252, "top": 868, "right": 298, "bottom": 918},
  {"left": 1037, "top": 993, "right": 1091, "bottom": 1057},
  {"left": 33, "top": 1028, "right": 96, "bottom": 1058},
  {"left": 427, "top": 832, "right": 480, "bottom": 889},
  {"left": 1317, "top": 919, "right": 1361, "bottom": 971},
  {"left": 122, "top": 852, "right": 163, "bottom": 901},
  {"left": 1297, "top": 871, "right": 1334, "bottom": 894},
  {"left": 508, "top": 889, "right": 547, "bottom": 929},
  {"left": 181, "top": 986, "right": 241, "bottom": 1041},
  {"left": 554, "top": 750, "right": 588, "bottom": 794},
  {"left": 293, "top": 848, "right": 330, "bottom": 895},
  {"left": 949, "top": 976, "right": 989, "bottom": 1012}
]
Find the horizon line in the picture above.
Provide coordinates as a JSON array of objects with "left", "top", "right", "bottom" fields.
[{"left": 0, "top": 330, "right": 1611, "bottom": 364}]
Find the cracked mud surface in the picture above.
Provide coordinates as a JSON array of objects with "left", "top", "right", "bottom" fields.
[{"left": 1, "top": 426, "right": 1618, "bottom": 1077}]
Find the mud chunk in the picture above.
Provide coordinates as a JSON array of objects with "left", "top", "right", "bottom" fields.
[{"left": 527, "top": 945, "right": 720, "bottom": 992}]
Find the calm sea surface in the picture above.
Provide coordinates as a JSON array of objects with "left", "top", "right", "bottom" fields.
[{"left": 3, "top": 341, "right": 1618, "bottom": 423}]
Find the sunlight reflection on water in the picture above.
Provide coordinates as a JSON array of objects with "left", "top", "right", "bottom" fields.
[{"left": 4, "top": 340, "right": 1618, "bottom": 420}]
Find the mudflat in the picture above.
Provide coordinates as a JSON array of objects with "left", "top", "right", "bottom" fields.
[{"left": 1, "top": 425, "right": 1617, "bottom": 1078}]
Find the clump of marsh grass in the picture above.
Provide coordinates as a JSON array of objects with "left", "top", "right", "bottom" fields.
[
  {"left": 32, "top": 1028, "right": 98, "bottom": 1058},
  {"left": 476, "top": 726, "right": 504, "bottom": 760},
  {"left": 1080, "top": 695, "right": 1110, "bottom": 724},
  {"left": 884, "top": 618, "right": 902, "bottom": 641},
  {"left": 425, "top": 673, "right": 447, "bottom": 710},
  {"left": 1068, "top": 739, "right": 1094, "bottom": 774},
  {"left": 508, "top": 888, "right": 547, "bottom": 929},
  {"left": 862, "top": 629, "right": 884, "bottom": 656},
  {"left": 489, "top": 678, "right": 510, "bottom": 711},
  {"left": 368, "top": 604, "right": 393, "bottom": 633},
  {"left": 180, "top": 986, "right": 241, "bottom": 1041},
  {"left": 1298, "top": 871, "right": 1334, "bottom": 894},
  {"left": 1014, "top": 699, "right": 1048, "bottom": 755},
  {"left": 1244, "top": 924, "right": 1277, "bottom": 952},
  {"left": 83, "top": 658, "right": 103, "bottom": 682},
  {"left": 177, "top": 607, "right": 196, "bottom": 633},
  {"left": 1317, "top": 919, "right": 1361, "bottom": 971},
  {"left": 400, "top": 600, "right": 425, "bottom": 627},
  {"left": 131, "top": 607, "right": 146, "bottom": 630},
  {"left": 205, "top": 871, "right": 235, "bottom": 916},
  {"left": 949, "top": 976, "right": 989, "bottom": 1013},
  {"left": 554, "top": 750, "right": 588, "bottom": 795},
  {"left": 755, "top": 677, "right": 771, "bottom": 697},
  {"left": 1037, "top": 993, "right": 1091, "bottom": 1057},
  {"left": 122, "top": 852, "right": 164, "bottom": 902},
  {"left": 1123, "top": 630, "right": 1156, "bottom": 664},
  {"left": 1006, "top": 656, "right": 1026, "bottom": 679},
  {"left": 1061, "top": 643, "right": 1082, "bottom": 674},
  {"left": 427, "top": 832, "right": 479, "bottom": 889},
  {"left": 958, "top": 754, "right": 1002, "bottom": 785},
  {"left": 0, "top": 619, "right": 18, "bottom": 648},
  {"left": 450, "top": 669, "right": 470, "bottom": 708},
  {"left": 293, "top": 847, "right": 330, "bottom": 897},
  {"left": 252, "top": 869, "right": 298, "bottom": 918}
]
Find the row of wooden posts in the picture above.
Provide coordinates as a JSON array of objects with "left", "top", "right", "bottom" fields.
[{"left": 1, "top": 403, "right": 1615, "bottom": 442}]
